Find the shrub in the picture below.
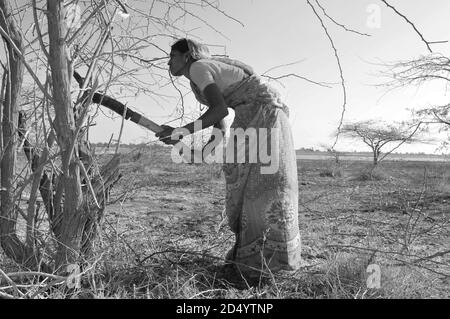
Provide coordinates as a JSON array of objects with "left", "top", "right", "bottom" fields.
[
  {"left": 319, "top": 164, "right": 344, "bottom": 178},
  {"left": 353, "top": 166, "right": 389, "bottom": 181}
]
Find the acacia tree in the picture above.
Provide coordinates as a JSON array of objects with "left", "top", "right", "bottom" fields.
[
  {"left": 384, "top": 55, "right": 450, "bottom": 148},
  {"left": 340, "top": 120, "right": 423, "bottom": 166}
]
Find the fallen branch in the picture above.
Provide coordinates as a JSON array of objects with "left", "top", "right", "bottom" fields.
[
  {"left": 0, "top": 291, "right": 15, "bottom": 299},
  {"left": 0, "top": 268, "right": 21, "bottom": 297},
  {"left": 4, "top": 271, "right": 66, "bottom": 282}
]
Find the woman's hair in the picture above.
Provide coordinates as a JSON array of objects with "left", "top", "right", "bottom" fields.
[
  {"left": 171, "top": 38, "right": 189, "bottom": 54},
  {"left": 170, "top": 38, "right": 211, "bottom": 60},
  {"left": 171, "top": 37, "right": 256, "bottom": 76}
]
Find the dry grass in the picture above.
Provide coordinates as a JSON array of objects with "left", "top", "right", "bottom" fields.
[
  {"left": 0, "top": 144, "right": 449, "bottom": 299},
  {"left": 319, "top": 162, "right": 344, "bottom": 178}
]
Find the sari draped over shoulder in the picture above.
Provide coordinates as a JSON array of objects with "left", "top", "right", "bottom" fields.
[{"left": 191, "top": 60, "right": 301, "bottom": 276}]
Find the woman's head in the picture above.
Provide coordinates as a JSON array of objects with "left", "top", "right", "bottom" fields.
[
  {"left": 168, "top": 38, "right": 210, "bottom": 76},
  {"left": 171, "top": 38, "right": 190, "bottom": 55}
]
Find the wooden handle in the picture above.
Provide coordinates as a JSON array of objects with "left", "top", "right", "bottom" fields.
[{"left": 136, "top": 115, "right": 203, "bottom": 163}]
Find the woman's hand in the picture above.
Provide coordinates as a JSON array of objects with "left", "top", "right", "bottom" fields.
[{"left": 155, "top": 125, "right": 183, "bottom": 145}]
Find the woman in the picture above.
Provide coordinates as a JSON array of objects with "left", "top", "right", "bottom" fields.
[{"left": 157, "top": 38, "right": 301, "bottom": 277}]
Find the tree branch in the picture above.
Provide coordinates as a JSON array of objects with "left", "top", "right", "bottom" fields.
[
  {"left": 306, "top": 0, "right": 347, "bottom": 151},
  {"left": 380, "top": 0, "right": 447, "bottom": 53},
  {"left": 315, "top": 0, "right": 371, "bottom": 37}
]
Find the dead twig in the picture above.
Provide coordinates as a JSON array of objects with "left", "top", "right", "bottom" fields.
[
  {"left": 380, "top": 0, "right": 447, "bottom": 53},
  {"left": 306, "top": 0, "right": 347, "bottom": 151}
]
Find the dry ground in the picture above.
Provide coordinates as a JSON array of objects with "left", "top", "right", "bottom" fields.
[
  {"left": 1, "top": 144, "right": 449, "bottom": 298},
  {"left": 88, "top": 144, "right": 449, "bottom": 298}
]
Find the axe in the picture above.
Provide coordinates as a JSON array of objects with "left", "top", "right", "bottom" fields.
[{"left": 73, "top": 71, "right": 203, "bottom": 163}]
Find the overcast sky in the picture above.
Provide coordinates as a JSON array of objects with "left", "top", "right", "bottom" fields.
[{"left": 80, "top": 1, "right": 450, "bottom": 153}]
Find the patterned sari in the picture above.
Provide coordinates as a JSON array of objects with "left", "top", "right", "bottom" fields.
[{"left": 191, "top": 67, "right": 301, "bottom": 277}]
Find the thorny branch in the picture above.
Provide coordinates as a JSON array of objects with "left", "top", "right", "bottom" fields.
[
  {"left": 306, "top": 0, "right": 347, "bottom": 151},
  {"left": 315, "top": 0, "right": 371, "bottom": 37},
  {"left": 380, "top": 0, "right": 447, "bottom": 53}
]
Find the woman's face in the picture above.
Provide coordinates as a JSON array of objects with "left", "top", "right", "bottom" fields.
[{"left": 168, "top": 50, "right": 188, "bottom": 76}]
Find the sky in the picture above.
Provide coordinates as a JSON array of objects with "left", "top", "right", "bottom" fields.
[{"left": 13, "top": 0, "right": 450, "bottom": 154}]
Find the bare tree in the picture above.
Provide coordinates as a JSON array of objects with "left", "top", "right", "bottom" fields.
[
  {"left": 383, "top": 55, "right": 450, "bottom": 89},
  {"left": 306, "top": 0, "right": 447, "bottom": 151},
  {"left": 378, "top": 53, "right": 450, "bottom": 150},
  {"left": 340, "top": 120, "right": 423, "bottom": 166},
  {"left": 0, "top": 0, "right": 28, "bottom": 266},
  {"left": 0, "top": 0, "right": 248, "bottom": 273}
]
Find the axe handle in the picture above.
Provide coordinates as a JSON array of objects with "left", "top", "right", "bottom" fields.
[{"left": 136, "top": 114, "right": 205, "bottom": 163}]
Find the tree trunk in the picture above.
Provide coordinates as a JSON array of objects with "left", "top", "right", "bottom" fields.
[
  {"left": 0, "top": 70, "right": 5, "bottom": 156},
  {"left": 81, "top": 154, "right": 121, "bottom": 255},
  {"left": 47, "top": 1, "right": 85, "bottom": 269},
  {"left": 0, "top": 0, "right": 32, "bottom": 266}
]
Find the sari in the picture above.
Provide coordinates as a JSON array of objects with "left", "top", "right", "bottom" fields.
[{"left": 191, "top": 61, "right": 301, "bottom": 277}]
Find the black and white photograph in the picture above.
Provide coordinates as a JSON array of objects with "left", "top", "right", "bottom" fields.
[{"left": 0, "top": 0, "right": 448, "bottom": 303}]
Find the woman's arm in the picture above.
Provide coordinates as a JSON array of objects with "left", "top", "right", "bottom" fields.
[
  {"left": 156, "top": 82, "right": 228, "bottom": 144},
  {"left": 202, "top": 117, "right": 227, "bottom": 152},
  {"left": 182, "top": 83, "right": 229, "bottom": 134}
]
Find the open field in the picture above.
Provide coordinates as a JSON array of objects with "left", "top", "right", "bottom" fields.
[
  {"left": 296, "top": 153, "right": 450, "bottom": 162},
  {"left": 1, "top": 143, "right": 449, "bottom": 298},
  {"left": 84, "top": 144, "right": 449, "bottom": 298}
]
